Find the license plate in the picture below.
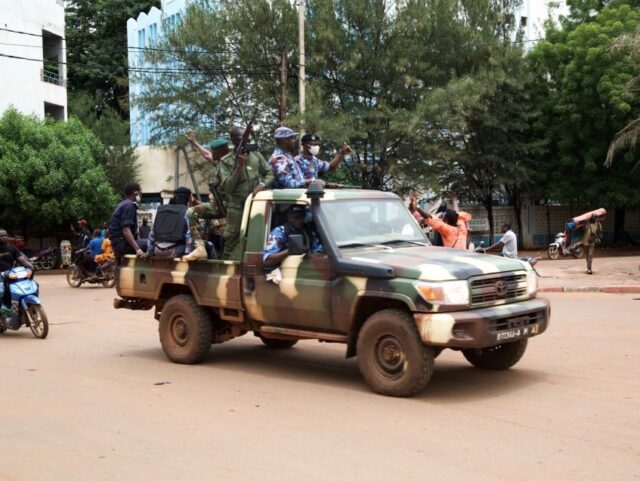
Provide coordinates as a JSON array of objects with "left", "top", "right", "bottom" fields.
[{"left": 496, "top": 324, "right": 540, "bottom": 342}]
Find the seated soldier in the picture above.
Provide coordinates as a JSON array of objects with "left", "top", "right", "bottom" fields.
[
  {"left": 263, "top": 205, "right": 324, "bottom": 267},
  {"left": 148, "top": 187, "right": 192, "bottom": 259}
]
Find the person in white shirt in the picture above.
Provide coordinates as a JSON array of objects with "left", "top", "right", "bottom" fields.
[{"left": 483, "top": 223, "right": 518, "bottom": 258}]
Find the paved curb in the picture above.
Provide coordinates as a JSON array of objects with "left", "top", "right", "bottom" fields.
[{"left": 539, "top": 286, "right": 640, "bottom": 293}]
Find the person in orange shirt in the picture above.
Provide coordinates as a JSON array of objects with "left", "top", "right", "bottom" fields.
[{"left": 410, "top": 196, "right": 472, "bottom": 249}]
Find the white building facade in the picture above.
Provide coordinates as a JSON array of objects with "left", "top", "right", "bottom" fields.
[
  {"left": 516, "top": 0, "right": 569, "bottom": 44},
  {"left": 0, "top": 0, "right": 67, "bottom": 120}
]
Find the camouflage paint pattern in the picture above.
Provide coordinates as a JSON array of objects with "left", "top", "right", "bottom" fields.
[
  {"left": 116, "top": 188, "right": 549, "bottom": 350},
  {"left": 187, "top": 201, "right": 225, "bottom": 243}
]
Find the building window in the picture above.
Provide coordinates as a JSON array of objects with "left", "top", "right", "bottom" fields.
[
  {"left": 44, "top": 102, "right": 65, "bottom": 120},
  {"left": 42, "top": 30, "right": 63, "bottom": 86},
  {"left": 520, "top": 16, "right": 528, "bottom": 27}
]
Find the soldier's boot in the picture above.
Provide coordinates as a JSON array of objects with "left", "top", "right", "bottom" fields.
[{"left": 183, "top": 240, "right": 208, "bottom": 262}]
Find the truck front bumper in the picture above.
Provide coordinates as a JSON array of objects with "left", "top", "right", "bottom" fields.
[{"left": 414, "top": 297, "right": 550, "bottom": 349}]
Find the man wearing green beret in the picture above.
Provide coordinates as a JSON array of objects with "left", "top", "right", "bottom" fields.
[
  {"left": 217, "top": 126, "right": 275, "bottom": 261},
  {"left": 184, "top": 131, "right": 230, "bottom": 260}
]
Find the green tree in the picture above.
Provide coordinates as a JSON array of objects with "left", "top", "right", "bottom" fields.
[
  {"left": 65, "top": 0, "right": 161, "bottom": 116},
  {"left": 0, "top": 109, "right": 118, "bottom": 239},
  {"left": 137, "top": 0, "right": 528, "bottom": 195},
  {"left": 606, "top": 28, "right": 640, "bottom": 169},
  {"left": 69, "top": 92, "right": 141, "bottom": 194},
  {"left": 528, "top": 2, "right": 640, "bottom": 242}
]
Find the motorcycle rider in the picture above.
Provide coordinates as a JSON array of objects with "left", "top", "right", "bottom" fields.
[
  {"left": 481, "top": 223, "right": 518, "bottom": 258},
  {"left": 0, "top": 228, "right": 34, "bottom": 323}
]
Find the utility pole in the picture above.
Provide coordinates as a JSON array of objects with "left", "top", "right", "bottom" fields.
[
  {"left": 298, "top": 0, "right": 305, "bottom": 131},
  {"left": 279, "top": 47, "right": 287, "bottom": 124}
]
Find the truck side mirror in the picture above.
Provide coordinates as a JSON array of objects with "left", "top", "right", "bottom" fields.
[{"left": 288, "top": 235, "right": 308, "bottom": 256}]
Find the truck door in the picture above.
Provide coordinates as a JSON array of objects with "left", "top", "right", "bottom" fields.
[{"left": 242, "top": 201, "right": 334, "bottom": 331}]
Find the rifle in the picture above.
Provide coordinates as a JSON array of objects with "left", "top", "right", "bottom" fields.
[{"left": 235, "top": 109, "right": 259, "bottom": 161}]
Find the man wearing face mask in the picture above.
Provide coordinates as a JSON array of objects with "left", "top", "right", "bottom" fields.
[
  {"left": 294, "top": 134, "right": 352, "bottom": 186},
  {"left": 108, "top": 181, "right": 147, "bottom": 259}
]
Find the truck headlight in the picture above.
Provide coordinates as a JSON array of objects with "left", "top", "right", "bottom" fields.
[
  {"left": 526, "top": 269, "right": 538, "bottom": 297},
  {"left": 414, "top": 280, "right": 470, "bottom": 306}
]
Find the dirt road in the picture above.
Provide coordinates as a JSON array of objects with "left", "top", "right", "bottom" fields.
[{"left": 0, "top": 277, "right": 638, "bottom": 481}]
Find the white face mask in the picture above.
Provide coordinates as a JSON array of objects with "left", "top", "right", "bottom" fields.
[
  {"left": 135, "top": 193, "right": 142, "bottom": 203},
  {"left": 309, "top": 145, "right": 320, "bottom": 156}
]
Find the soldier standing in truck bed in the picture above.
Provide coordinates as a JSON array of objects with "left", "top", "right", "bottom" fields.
[
  {"left": 183, "top": 136, "right": 230, "bottom": 261},
  {"left": 216, "top": 126, "right": 275, "bottom": 261}
]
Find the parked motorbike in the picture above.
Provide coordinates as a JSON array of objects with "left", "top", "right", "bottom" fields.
[
  {"left": 66, "top": 250, "right": 115, "bottom": 288},
  {"left": 547, "top": 231, "right": 583, "bottom": 260},
  {"left": 0, "top": 266, "right": 49, "bottom": 338},
  {"left": 29, "top": 247, "right": 57, "bottom": 271}
]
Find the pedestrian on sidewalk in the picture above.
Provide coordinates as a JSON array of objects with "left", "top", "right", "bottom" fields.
[{"left": 582, "top": 213, "right": 602, "bottom": 275}]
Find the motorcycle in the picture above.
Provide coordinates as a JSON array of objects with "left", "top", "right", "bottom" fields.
[
  {"left": 547, "top": 231, "right": 583, "bottom": 260},
  {"left": 0, "top": 266, "right": 49, "bottom": 338},
  {"left": 66, "top": 250, "right": 115, "bottom": 288},
  {"left": 29, "top": 246, "right": 57, "bottom": 271}
]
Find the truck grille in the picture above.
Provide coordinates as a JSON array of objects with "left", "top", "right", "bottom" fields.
[
  {"left": 488, "top": 310, "right": 546, "bottom": 332},
  {"left": 469, "top": 272, "right": 528, "bottom": 306}
]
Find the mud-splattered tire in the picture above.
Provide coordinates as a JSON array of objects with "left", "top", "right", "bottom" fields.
[
  {"left": 547, "top": 245, "right": 559, "bottom": 260},
  {"left": 258, "top": 334, "right": 298, "bottom": 349},
  {"left": 357, "top": 309, "right": 434, "bottom": 397},
  {"left": 159, "top": 294, "right": 212, "bottom": 364},
  {"left": 462, "top": 339, "right": 528, "bottom": 370}
]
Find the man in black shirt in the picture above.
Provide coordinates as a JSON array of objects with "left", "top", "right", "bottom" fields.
[
  {"left": 0, "top": 228, "right": 34, "bottom": 317},
  {"left": 108, "top": 181, "right": 147, "bottom": 259}
]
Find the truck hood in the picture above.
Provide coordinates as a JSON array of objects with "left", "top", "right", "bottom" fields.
[{"left": 342, "top": 245, "right": 526, "bottom": 281}]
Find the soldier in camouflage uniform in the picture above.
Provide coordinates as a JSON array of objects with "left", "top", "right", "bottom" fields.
[
  {"left": 217, "top": 127, "right": 275, "bottom": 261},
  {"left": 183, "top": 136, "right": 230, "bottom": 261}
]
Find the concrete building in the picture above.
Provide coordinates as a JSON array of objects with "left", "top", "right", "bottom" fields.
[
  {"left": 516, "top": 0, "right": 569, "bottom": 44},
  {"left": 0, "top": 0, "right": 67, "bottom": 120}
]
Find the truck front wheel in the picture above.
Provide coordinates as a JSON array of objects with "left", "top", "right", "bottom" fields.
[
  {"left": 159, "top": 294, "right": 213, "bottom": 364},
  {"left": 462, "top": 339, "right": 527, "bottom": 370},
  {"left": 357, "top": 309, "right": 434, "bottom": 397}
]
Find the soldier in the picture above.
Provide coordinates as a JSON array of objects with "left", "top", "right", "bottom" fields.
[
  {"left": 270, "top": 129, "right": 351, "bottom": 188},
  {"left": 108, "top": 181, "right": 147, "bottom": 259},
  {"left": 295, "top": 134, "right": 351, "bottom": 183},
  {"left": 183, "top": 139, "right": 230, "bottom": 261},
  {"left": 263, "top": 205, "right": 324, "bottom": 267},
  {"left": 216, "top": 126, "right": 274, "bottom": 261}
]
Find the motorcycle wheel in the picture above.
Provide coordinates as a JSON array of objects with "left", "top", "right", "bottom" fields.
[
  {"left": 548, "top": 245, "right": 559, "bottom": 260},
  {"left": 26, "top": 304, "right": 48, "bottom": 339},
  {"left": 66, "top": 266, "right": 83, "bottom": 288},
  {"left": 42, "top": 255, "right": 55, "bottom": 270},
  {"left": 102, "top": 277, "right": 115, "bottom": 288},
  {"left": 572, "top": 244, "right": 584, "bottom": 259}
]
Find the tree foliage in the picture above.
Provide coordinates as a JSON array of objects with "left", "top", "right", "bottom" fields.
[
  {"left": 69, "top": 92, "right": 141, "bottom": 194},
  {"left": 136, "top": 0, "right": 529, "bottom": 194},
  {"left": 65, "top": 0, "right": 161, "bottom": 116},
  {"left": 0, "top": 109, "right": 118, "bottom": 238},
  {"left": 528, "top": 2, "right": 640, "bottom": 208}
]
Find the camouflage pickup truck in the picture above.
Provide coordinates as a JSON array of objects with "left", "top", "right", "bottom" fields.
[{"left": 114, "top": 185, "right": 549, "bottom": 397}]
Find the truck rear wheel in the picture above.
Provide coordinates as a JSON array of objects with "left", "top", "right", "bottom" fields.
[
  {"left": 357, "top": 309, "right": 434, "bottom": 397},
  {"left": 462, "top": 339, "right": 528, "bottom": 370},
  {"left": 159, "top": 294, "right": 213, "bottom": 364}
]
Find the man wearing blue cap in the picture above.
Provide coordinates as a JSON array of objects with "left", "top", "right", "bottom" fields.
[
  {"left": 183, "top": 133, "right": 230, "bottom": 261},
  {"left": 269, "top": 127, "right": 303, "bottom": 189}
]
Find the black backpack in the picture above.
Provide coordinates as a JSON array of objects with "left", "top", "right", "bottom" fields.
[{"left": 153, "top": 204, "right": 188, "bottom": 244}]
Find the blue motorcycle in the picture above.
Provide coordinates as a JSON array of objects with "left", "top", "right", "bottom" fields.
[{"left": 0, "top": 266, "right": 48, "bottom": 338}]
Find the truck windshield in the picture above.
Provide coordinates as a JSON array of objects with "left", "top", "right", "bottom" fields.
[{"left": 321, "top": 199, "right": 428, "bottom": 248}]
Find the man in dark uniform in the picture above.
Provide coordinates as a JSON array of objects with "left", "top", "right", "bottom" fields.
[
  {"left": 108, "top": 181, "right": 147, "bottom": 259},
  {"left": 263, "top": 205, "right": 324, "bottom": 267}
]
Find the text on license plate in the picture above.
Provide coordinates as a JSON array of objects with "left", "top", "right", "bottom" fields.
[{"left": 496, "top": 324, "right": 540, "bottom": 342}]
